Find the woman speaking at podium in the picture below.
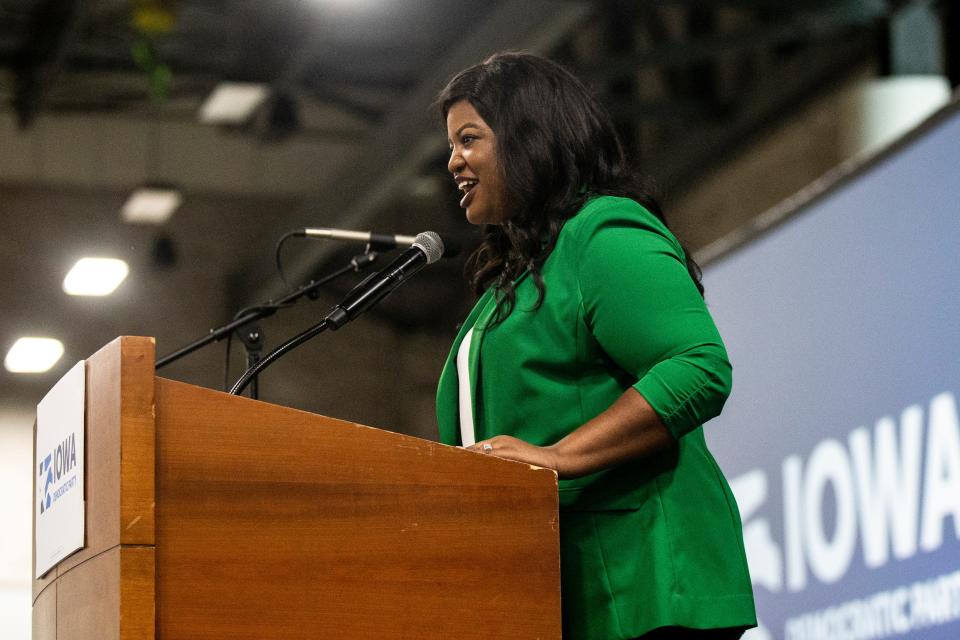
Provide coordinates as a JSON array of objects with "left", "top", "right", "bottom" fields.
[{"left": 434, "top": 52, "right": 756, "bottom": 640}]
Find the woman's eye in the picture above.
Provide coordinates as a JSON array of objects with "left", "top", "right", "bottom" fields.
[{"left": 461, "top": 134, "right": 476, "bottom": 145}]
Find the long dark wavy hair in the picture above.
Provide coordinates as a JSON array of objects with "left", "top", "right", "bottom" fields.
[{"left": 438, "top": 52, "right": 703, "bottom": 323}]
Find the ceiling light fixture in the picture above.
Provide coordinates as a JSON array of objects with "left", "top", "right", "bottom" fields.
[
  {"left": 121, "top": 186, "right": 182, "bottom": 224},
  {"left": 199, "top": 82, "right": 270, "bottom": 125},
  {"left": 63, "top": 258, "right": 129, "bottom": 296},
  {"left": 4, "top": 337, "right": 65, "bottom": 373}
]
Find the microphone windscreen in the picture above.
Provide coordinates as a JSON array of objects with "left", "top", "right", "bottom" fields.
[{"left": 414, "top": 231, "right": 445, "bottom": 264}]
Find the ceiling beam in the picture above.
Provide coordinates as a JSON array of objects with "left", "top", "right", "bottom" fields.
[
  {"left": 244, "top": 0, "right": 593, "bottom": 305},
  {"left": 596, "top": 5, "right": 885, "bottom": 78},
  {"left": 655, "top": 27, "right": 879, "bottom": 189},
  {"left": 11, "top": 0, "right": 83, "bottom": 128}
]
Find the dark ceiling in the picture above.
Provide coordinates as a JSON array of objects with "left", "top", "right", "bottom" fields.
[
  {"left": 1, "top": 0, "right": 505, "bottom": 128},
  {"left": 0, "top": 0, "right": 955, "bottom": 428}
]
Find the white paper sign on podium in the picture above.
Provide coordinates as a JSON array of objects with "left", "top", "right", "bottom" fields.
[{"left": 35, "top": 360, "right": 86, "bottom": 579}]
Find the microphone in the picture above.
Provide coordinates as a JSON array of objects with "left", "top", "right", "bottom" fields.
[
  {"left": 298, "top": 226, "right": 460, "bottom": 257},
  {"left": 324, "top": 231, "right": 445, "bottom": 330}
]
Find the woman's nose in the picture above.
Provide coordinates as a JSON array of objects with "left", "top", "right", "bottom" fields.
[{"left": 447, "top": 147, "right": 464, "bottom": 174}]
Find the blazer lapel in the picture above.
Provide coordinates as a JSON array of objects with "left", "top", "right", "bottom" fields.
[
  {"left": 437, "top": 271, "right": 528, "bottom": 445},
  {"left": 435, "top": 289, "right": 494, "bottom": 445},
  {"left": 465, "top": 292, "right": 498, "bottom": 441}
]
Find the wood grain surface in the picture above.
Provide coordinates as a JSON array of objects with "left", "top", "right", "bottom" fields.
[
  {"left": 32, "top": 580, "right": 56, "bottom": 640},
  {"left": 155, "top": 377, "right": 560, "bottom": 639},
  {"left": 119, "top": 338, "right": 156, "bottom": 545},
  {"left": 56, "top": 547, "right": 121, "bottom": 640},
  {"left": 120, "top": 546, "right": 156, "bottom": 640}
]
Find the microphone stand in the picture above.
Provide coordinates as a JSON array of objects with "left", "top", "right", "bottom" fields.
[
  {"left": 229, "top": 232, "right": 443, "bottom": 396},
  {"left": 236, "top": 324, "right": 264, "bottom": 399},
  {"left": 229, "top": 318, "right": 330, "bottom": 396},
  {"left": 155, "top": 252, "right": 380, "bottom": 378}
]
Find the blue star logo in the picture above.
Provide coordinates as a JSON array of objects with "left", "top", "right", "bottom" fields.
[{"left": 38, "top": 454, "right": 53, "bottom": 513}]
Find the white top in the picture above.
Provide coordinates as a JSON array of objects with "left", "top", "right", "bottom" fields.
[{"left": 456, "top": 328, "right": 476, "bottom": 447}]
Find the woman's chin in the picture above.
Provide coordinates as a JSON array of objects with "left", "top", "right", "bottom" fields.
[
  {"left": 465, "top": 202, "right": 507, "bottom": 226},
  {"left": 465, "top": 207, "right": 486, "bottom": 225}
]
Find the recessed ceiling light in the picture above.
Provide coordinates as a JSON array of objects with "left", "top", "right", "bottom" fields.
[
  {"left": 63, "top": 258, "right": 129, "bottom": 296},
  {"left": 4, "top": 337, "right": 64, "bottom": 373},
  {"left": 121, "top": 187, "right": 182, "bottom": 224},
  {"left": 199, "top": 82, "right": 270, "bottom": 124}
]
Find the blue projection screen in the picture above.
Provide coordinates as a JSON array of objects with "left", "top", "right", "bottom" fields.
[{"left": 702, "top": 100, "right": 960, "bottom": 640}]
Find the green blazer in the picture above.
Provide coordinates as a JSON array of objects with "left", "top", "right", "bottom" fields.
[{"left": 436, "top": 196, "right": 756, "bottom": 639}]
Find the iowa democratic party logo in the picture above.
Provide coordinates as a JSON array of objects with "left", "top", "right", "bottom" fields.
[{"left": 38, "top": 433, "right": 78, "bottom": 514}]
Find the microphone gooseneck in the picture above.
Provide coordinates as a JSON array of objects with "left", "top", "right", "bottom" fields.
[
  {"left": 324, "top": 231, "right": 445, "bottom": 330},
  {"left": 228, "top": 231, "right": 445, "bottom": 395},
  {"left": 298, "top": 226, "right": 460, "bottom": 258},
  {"left": 300, "top": 227, "right": 417, "bottom": 251}
]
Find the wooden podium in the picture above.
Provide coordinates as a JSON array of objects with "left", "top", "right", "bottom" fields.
[{"left": 33, "top": 337, "right": 560, "bottom": 639}]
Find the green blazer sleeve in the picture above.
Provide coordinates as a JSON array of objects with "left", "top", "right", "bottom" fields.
[{"left": 573, "top": 198, "right": 733, "bottom": 439}]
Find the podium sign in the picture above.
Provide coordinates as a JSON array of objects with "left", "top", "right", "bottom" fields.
[{"left": 35, "top": 360, "right": 86, "bottom": 578}]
